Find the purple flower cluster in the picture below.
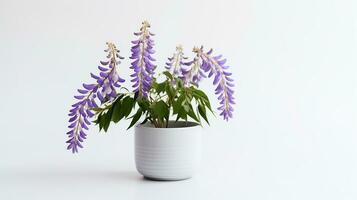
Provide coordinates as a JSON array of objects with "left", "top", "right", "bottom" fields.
[
  {"left": 180, "top": 55, "right": 207, "bottom": 87},
  {"left": 166, "top": 45, "right": 206, "bottom": 87},
  {"left": 66, "top": 43, "right": 125, "bottom": 153},
  {"left": 193, "top": 46, "right": 235, "bottom": 121},
  {"left": 130, "top": 21, "right": 156, "bottom": 98},
  {"left": 165, "top": 45, "right": 235, "bottom": 120},
  {"left": 165, "top": 45, "right": 187, "bottom": 78}
]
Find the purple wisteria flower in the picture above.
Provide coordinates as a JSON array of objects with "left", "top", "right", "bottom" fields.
[
  {"left": 165, "top": 45, "right": 188, "bottom": 78},
  {"left": 180, "top": 55, "right": 207, "bottom": 87},
  {"left": 66, "top": 42, "right": 125, "bottom": 153},
  {"left": 166, "top": 45, "right": 206, "bottom": 87},
  {"left": 193, "top": 46, "right": 235, "bottom": 121},
  {"left": 130, "top": 21, "right": 156, "bottom": 98}
]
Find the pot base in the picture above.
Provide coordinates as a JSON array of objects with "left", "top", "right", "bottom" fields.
[{"left": 143, "top": 176, "right": 192, "bottom": 181}]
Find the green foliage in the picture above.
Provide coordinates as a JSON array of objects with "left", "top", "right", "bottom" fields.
[
  {"left": 93, "top": 94, "right": 135, "bottom": 132},
  {"left": 127, "top": 108, "right": 142, "bottom": 130},
  {"left": 92, "top": 72, "right": 214, "bottom": 130},
  {"left": 152, "top": 100, "right": 170, "bottom": 124}
]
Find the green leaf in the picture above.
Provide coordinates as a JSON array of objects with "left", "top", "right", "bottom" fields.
[
  {"left": 122, "top": 96, "right": 135, "bottom": 117},
  {"left": 165, "top": 82, "right": 175, "bottom": 100},
  {"left": 151, "top": 80, "right": 158, "bottom": 90},
  {"left": 204, "top": 98, "right": 213, "bottom": 114},
  {"left": 175, "top": 107, "right": 187, "bottom": 122},
  {"left": 138, "top": 99, "right": 150, "bottom": 112},
  {"left": 176, "top": 78, "right": 184, "bottom": 89},
  {"left": 96, "top": 114, "right": 103, "bottom": 131},
  {"left": 163, "top": 71, "right": 173, "bottom": 80},
  {"left": 183, "top": 102, "right": 190, "bottom": 112},
  {"left": 187, "top": 104, "right": 200, "bottom": 123},
  {"left": 173, "top": 94, "right": 185, "bottom": 114},
  {"left": 192, "top": 89, "right": 208, "bottom": 101},
  {"left": 192, "top": 89, "right": 213, "bottom": 113},
  {"left": 127, "top": 108, "right": 142, "bottom": 130},
  {"left": 102, "top": 107, "right": 113, "bottom": 132},
  {"left": 111, "top": 100, "right": 122, "bottom": 123},
  {"left": 156, "top": 82, "right": 166, "bottom": 94},
  {"left": 152, "top": 100, "right": 169, "bottom": 120},
  {"left": 198, "top": 104, "right": 209, "bottom": 125},
  {"left": 116, "top": 93, "right": 125, "bottom": 101}
]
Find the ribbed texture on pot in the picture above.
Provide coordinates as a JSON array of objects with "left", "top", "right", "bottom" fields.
[{"left": 135, "top": 122, "right": 202, "bottom": 181}]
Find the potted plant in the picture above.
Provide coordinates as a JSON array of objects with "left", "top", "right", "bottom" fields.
[{"left": 66, "top": 21, "right": 235, "bottom": 180}]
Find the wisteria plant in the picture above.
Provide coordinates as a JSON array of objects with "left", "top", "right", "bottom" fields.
[{"left": 66, "top": 21, "right": 235, "bottom": 153}]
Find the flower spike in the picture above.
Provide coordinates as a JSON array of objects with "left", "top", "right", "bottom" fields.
[
  {"left": 66, "top": 42, "right": 125, "bottom": 153},
  {"left": 175, "top": 46, "right": 206, "bottom": 87},
  {"left": 165, "top": 45, "right": 188, "bottom": 78},
  {"left": 130, "top": 21, "right": 156, "bottom": 98},
  {"left": 194, "top": 46, "right": 235, "bottom": 121}
]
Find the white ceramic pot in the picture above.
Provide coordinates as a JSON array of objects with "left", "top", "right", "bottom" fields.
[{"left": 135, "top": 121, "right": 202, "bottom": 181}]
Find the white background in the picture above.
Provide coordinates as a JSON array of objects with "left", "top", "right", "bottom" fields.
[{"left": 1, "top": 0, "right": 357, "bottom": 199}]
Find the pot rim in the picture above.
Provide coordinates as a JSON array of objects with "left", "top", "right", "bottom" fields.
[{"left": 135, "top": 121, "right": 201, "bottom": 130}]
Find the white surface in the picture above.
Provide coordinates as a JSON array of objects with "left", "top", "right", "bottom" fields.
[
  {"left": 135, "top": 122, "right": 201, "bottom": 180},
  {"left": 1, "top": 0, "right": 357, "bottom": 199}
]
